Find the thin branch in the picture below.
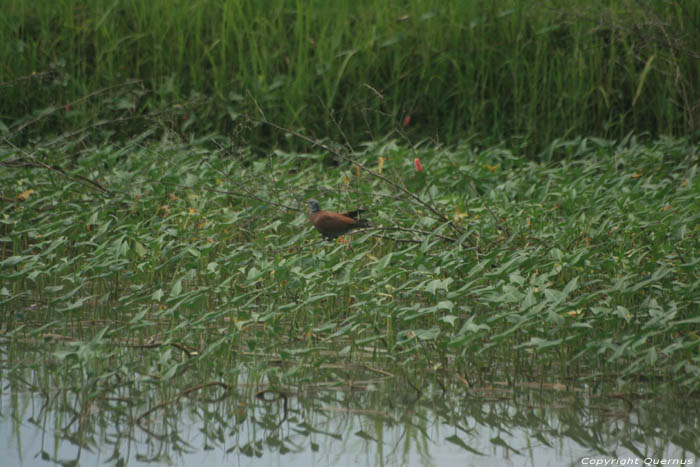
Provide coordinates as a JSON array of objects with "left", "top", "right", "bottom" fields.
[
  {"left": 328, "top": 107, "right": 354, "bottom": 153},
  {"left": 0, "top": 70, "right": 54, "bottom": 88},
  {"left": 372, "top": 226, "right": 458, "bottom": 244},
  {"left": 2, "top": 138, "right": 114, "bottom": 196},
  {"left": 468, "top": 181, "right": 511, "bottom": 238},
  {"left": 9, "top": 79, "right": 142, "bottom": 137},
  {"left": 157, "top": 181, "right": 303, "bottom": 213}
]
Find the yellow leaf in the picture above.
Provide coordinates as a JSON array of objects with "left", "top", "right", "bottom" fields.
[
  {"left": 378, "top": 156, "right": 386, "bottom": 174},
  {"left": 353, "top": 164, "right": 361, "bottom": 177},
  {"left": 453, "top": 208, "right": 468, "bottom": 223},
  {"left": 17, "top": 189, "right": 35, "bottom": 201}
]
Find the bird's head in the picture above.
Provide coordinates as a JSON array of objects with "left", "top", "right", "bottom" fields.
[{"left": 308, "top": 199, "right": 321, "bottom": 213}]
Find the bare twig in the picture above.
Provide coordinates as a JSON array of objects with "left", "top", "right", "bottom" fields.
[
  {"left": 362, "top": 83, "right": 385, "bottom": 100},
  {"left": 0, "top": 70, "right": 55, "bottom": 88},
  {"left": 157, "top": 181, "right": 303, "bottom": 213},
  {"left": 468, "top": 181, "right": 510, "bottom": 238},
  {"left": 369, "top": 233, "right": 423, "bottom": 244},
  {"left": 328, "top": 107, "right": 354, "bottom": 153},
  {"left": 372, "top": 226, "right": 457, "bottom": 244},
  {"left": 9, "top": 79, "right": 142, "bottom": 138},
  {"left": 2, "top": 137, "right": 114, "bottom": 196}
]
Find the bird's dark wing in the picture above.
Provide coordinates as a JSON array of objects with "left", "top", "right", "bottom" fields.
[{"left": 340, "top": 208, "right": 366, "bottom": 220}]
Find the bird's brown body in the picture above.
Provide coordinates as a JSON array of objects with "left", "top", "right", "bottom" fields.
[{"left": 308, "top": 199, "right": 369, "bottom": 240}]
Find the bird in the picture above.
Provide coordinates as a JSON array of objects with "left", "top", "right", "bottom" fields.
[{"left": 308, "top": 199, "right": 369, "bottom": 240}]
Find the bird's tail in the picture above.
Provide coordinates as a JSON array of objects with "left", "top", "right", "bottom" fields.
[{"left": 352, "top": 219, "right": 370, "bottom": 230}]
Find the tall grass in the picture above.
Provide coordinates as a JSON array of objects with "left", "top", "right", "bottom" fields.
[{"left": 1, "top": 0, "right": 698, "bottom": 153}]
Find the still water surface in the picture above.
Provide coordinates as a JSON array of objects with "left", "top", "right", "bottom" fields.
[{"left": 2, "top": 378, "right": 697, "bottom": 467}]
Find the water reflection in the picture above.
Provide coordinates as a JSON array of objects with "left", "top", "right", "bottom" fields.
[{"left": 2, "top": 370, "right": 698, "bottom": 467}]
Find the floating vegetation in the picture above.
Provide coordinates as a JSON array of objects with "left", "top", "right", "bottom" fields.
[{"left": 2, "top": 133, "right": 698, "bottom": 394}]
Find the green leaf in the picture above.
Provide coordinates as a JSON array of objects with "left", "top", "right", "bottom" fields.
[
  {"left": 632, "top": 54, "right": 655, "bottom": 107},
  {"left": 354, "top": 430, "right": 377, "bottom": 442},
  {"left": 170, "top": 279, "right": 182, "bottom": 298},
  {"left": 425, "top": 278, "right": 453, "bottom": 294},
  {"left": 414, "top": 327, "right": 441, "bottom": 341},
  {"left": 129, "top": 309, "right": 148, "bottom": 323},
  {"left": 133, "top": 240, "right": 147, "bottom": 258},
  {"left": 543, "top": 288, "right": 563, "bottom": 303},
  {"left": 509, "top": 271, "right": 525, "bottom": 285},
  {"left": 615, "top": 305, "right": 632, "bottom": 322},
  {"left": 1, "top": 256, "right": 27, "bottom": 267},
  {"left": 562, "top": 276, "right": 579, "bottom": 297},
  {"left": 247, "top": 267, "right": 262, "bottom": 281},
  {"left": 457, "top": 317, "right": 490, "bottom": 334},
  {"left": 439, "top": 315, "right": 458, "bottom": 326},
  {"left": 550, "top": 248, "right": 564, "bottom": 262},
  {"left": 517, "top": 337, "right": 563, "bottom": 351},
  {"left": 60, "top": 296, "right": 90, "bottom": 312},
  {"left": 152, "top": 288, "right": 164, "bottom": 301},
  {"left": 446, "top": 435, "right": 485, "bottom": 455},
  {"left": 302, "top": 293, "right": 337, "bottom": 305},
  {"left": 376, "top": 252, "right": 392, "bottom": 270}
]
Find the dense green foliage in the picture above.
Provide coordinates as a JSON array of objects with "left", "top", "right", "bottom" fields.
[
  {"left": 2, "top": 0, "right": 699, "bottom": 153},
  {"left": 2, "top": 134, "right": 698, "bottom": 390}
]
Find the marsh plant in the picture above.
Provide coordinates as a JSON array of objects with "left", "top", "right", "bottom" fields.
[{"left": 1, "top": 132, "right": 698, "bottom": 395}]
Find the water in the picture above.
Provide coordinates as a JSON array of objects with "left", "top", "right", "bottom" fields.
[{"left": 2, "top": 377, "right": 698, "bottom": 467}]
